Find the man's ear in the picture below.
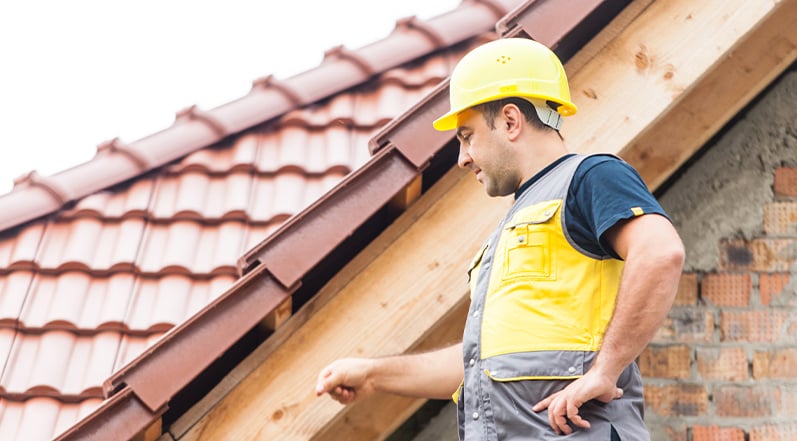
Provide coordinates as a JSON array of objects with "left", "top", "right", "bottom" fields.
[{"left": 501, "top": 103, "right": 523, "bottom": 140}]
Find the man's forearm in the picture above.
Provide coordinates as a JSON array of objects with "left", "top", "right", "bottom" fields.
[{"left": 371, "top": 343, "right": 463, "bottom": 400}]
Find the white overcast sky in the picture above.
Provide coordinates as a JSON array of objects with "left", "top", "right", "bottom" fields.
[{"left": 0, "top": 0, "right": 460, "bottom": 194}]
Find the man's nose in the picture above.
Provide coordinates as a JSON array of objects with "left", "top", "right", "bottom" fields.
[{"left": 457, "top": 144, "right": 472, "bottom": 169}]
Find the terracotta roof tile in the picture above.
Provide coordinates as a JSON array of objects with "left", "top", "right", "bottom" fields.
[
  {"left": 1, "top": 331, "right": 120, "bottom": 397},
  {"left": 0, "top": 273, "right": 34, "bottom": 327},
  {"left": 18, "top": 273, "right": 134, "bottom": 330},
  {"left": 0, "top": 397, "right": 103, "bottom": 441},
  {"left": 124, "top": 276, "right": 234, "bottom": 333},
  {"left": 62, "top": 178, "right": 156, "bottom": 220},
  {"left": 35, "top": 219, "right": 146, "bottom": 273},
  {"left": 149, "top": 172, "right": 253, "bottom": 221},
  {"left": 137, "top": 221, "right": 244, "bottom": 276},
  {"left": 0, "top": 329, "right": 15, "bottom": 372},
  {"left": 0, "top": 223, "right": 45, "bottom": 271}
]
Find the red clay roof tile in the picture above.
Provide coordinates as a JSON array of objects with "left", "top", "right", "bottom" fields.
[
  {"left": 0, "top": 273, "right": 34, "bottom": 327},
  {"left": 36, "top": 219, "right": 146, "bottom": 272},
  {"left": 124, "top": 276, "right": 233, "bottom": 333},
  {"left": 19, "top": 273, "right": 134, "bottom": 330},
  {"left": 0, "top": 223, "right": 46, "bottom": 271},
  {"left": 0, "top": 397, "right": 103, "bottom": 440},
  {"left": 1, "top": 331, "right": 119, "bottom": 397}
]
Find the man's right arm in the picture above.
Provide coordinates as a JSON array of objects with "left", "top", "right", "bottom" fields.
[{"left": 315, "top": 343, "right": 463, "bottom": 405}]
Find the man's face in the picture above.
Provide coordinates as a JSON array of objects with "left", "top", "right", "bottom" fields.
[{"left": 455, "top": 108, "right": 521, "bottom": 197}]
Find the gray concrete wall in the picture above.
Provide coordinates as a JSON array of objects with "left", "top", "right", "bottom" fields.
[{"left": 659, "top": 67, "right": 797, "bottom": 272}]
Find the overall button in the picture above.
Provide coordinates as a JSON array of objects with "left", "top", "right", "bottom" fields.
[
  {"left": 568, "top": 366, "right": 576, "bottom": 373},
  {"left": 469, "top": 358, "right": 475, "bottom": 366},
  {"left": 473, "top": 310, "right": 479, "bottom": 317},
  {"left": 472, "top": 412, "right": 480, "bottom": 420}
]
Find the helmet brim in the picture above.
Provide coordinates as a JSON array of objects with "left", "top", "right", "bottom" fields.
[{"left": 432, "top": 111, "right": 459, "bottom": 132}]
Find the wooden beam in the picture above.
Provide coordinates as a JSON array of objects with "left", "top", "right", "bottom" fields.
[
  {"left": 621, "top": 0, "right": 797, "bottom": 189},
  {"left": 562, "top": 0, "right": 797, "bottom": 189},
  {"left": 133, "top": 419, "right": 162, "bottom": 441},
  {"left": 261, "top": 296, "right": 292, "bottom": 331},
  {"left": 388, "top": 175, "right": 423, "bottom": 213}
]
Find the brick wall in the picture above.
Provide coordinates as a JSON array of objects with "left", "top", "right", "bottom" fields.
[{"left": 643, "top": 166, "right": 797, "bottom": 441}]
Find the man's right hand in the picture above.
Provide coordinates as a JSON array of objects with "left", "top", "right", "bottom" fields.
[{"left": 315, "top": 358, "right": 376, "bottom": 405}]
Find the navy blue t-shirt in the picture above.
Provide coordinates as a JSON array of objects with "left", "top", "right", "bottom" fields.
[{"left": 514, "top": 154, "right": 668, "bottom": 259}]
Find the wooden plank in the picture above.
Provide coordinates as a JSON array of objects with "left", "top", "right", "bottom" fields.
[
  {"left": 562, "top": 0, "right": 797, "bottom": 189},
  {"left": 180, "top": 167, "right": 511, "bottom": 440},
  {"left": 313, "top": 294, "right": 470, "bottom": 441}
]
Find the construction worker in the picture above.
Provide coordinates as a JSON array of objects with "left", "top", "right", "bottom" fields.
[{"left": 316, "top": 38, "right": 685, "bottom": 440}]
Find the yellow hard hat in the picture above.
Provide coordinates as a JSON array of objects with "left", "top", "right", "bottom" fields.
[{"left": 433, "top": 38, "right": 577, "bottom": 131}]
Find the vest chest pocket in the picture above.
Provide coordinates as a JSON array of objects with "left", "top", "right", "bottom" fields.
[{"left": 501, "top": 200, "right": 560, "bottom": 281}]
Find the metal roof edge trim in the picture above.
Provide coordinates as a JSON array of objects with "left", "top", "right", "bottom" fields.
[
  {"left": 53, "top": 386, "right": 165, "bottom": 441},
  {"left": 368, "top": 79, "right": 455, "bottom": 167},
  {"left": 104, "top": 263, "right": 291, "bottom": 412},
  {"left": 0, "top": 0, "right": 502, "bottom": 235},
  {"left": 238, "top": 146, "right": 420, "bottom": 287}
]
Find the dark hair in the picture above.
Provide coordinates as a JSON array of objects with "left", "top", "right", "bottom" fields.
[{"left": 473, "top": 97, "right": 558, "bottom": 132}]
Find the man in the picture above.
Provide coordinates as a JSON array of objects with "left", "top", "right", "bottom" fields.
[{"left": 316, "top": 38, "right": 684, "bottom": 440}]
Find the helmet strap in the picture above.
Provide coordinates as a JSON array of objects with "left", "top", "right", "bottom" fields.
[{"left": 534, "top": 106, "right": 563, "bottom": 131}]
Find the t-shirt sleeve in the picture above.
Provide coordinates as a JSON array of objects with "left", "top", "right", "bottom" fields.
[{"left": 568, "top": 156, "right": 669, "bottom": 259}]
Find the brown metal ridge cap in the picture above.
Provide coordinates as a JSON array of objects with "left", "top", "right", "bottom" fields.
[
  {"left": 238, "top": 145, "right": 421, "bottom": 287},
  {"left": 104, "top": 263, "right": 291, "bottom": 413},
  {"left": 54, "top": 386, "right": 164, "bottom": 441},
  {"left": 368, "top": 79, "right": 454, "bottom": 166},
  {"left": 0, "top": 0, "right": 515, "bottom": 235},
  {"left": 497, "top": 0, "right": 631, "bottom": 53}
]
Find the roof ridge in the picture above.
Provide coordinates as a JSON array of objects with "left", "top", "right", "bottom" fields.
[{"left": 0, "top": 0, "right": 510, "bottom": 234}]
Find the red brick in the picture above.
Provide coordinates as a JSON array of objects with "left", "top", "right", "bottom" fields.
[
  {"left": 654, "top": 309, "right": 715, "bottom": 343},
  {"left": 773, "top": 166, "right": 797, "bottom": 198},
  {"left": 750, "top": 423, "right": 797, "bottom": 441},
  {"left": 759, "top": 273, "right": 791, "bottom": 305},
  {"left": 763, "top": 202, "right": 797, "bottom": 235},
  {"left": 753, "top": 348, "right": 797, "bottom": 379},
  {"left": 775, "top": 387, "right": 797, "bottom": 417},
  {"left": 714, "top": 385, "right": 774, "bottom": 417},
  {"left": 639, "top": 345, "right": 691, "bottom": 379},
  {"left": 644, "top": 384, "right": 708, "bottom": 417},
  {"left": 691, "top": 425, "right": 745, "bottom": 441},
  {"left": 696, "top": 347, "right": 747, "bottom": 381},
  {"left": 648, "top": 422, "right": 687, "bottom": 441},
  {"left": 719, "top": 239, "right": 796, "bottom": 272},
  {"left": 702, "top": 273, "right": 751, "bottom": 307},
  {"left": 720, "top": 310, "right": 787, "bottom": 343},
  {"left": 674, "top": 273, "right": 698, "bottom": 306}
]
